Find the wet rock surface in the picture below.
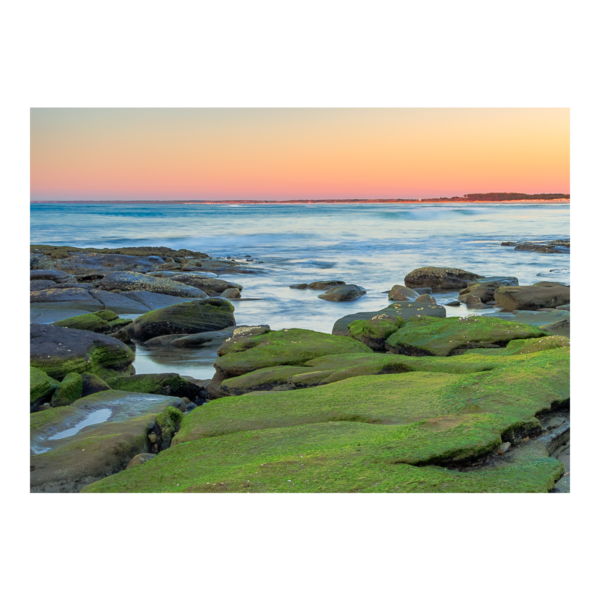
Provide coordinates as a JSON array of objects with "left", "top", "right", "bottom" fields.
[
  {"left": 501, "top": 239, "right": 570, "bottom": 254},
  {"left": 404, "top": 267, "right": 483, "bottom": 290}
]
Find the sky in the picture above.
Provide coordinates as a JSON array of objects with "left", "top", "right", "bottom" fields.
[{"left": 30, "top": 108, "right": 570, "bottom": 201}]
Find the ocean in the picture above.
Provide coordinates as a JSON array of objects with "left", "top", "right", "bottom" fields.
[{"left": 30, "top": 202, "right": 570, "bottom": 379}]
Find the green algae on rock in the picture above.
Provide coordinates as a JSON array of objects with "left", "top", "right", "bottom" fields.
[
  {"left": 30, "top": 323, "right": 135, "bottom": 381},
  {"left": 51, "top": 372, "right": 83, "bottom": 407},
  {"left": 30, "top": 367, "right": 60, "bottom": 409},
  {"left": 348, "top": 316, "right": 404, "bottom": 350},
  {"left": 128, "top": 298, "right": 236, "bottom": 342},
  {"left": 52, "top": 310, "right": 133, "bottom": 335},
  {"left": 214, "top": 328, "right": 372, "bottom": 379},
  {"left": 385, "top": 315, "right": 547, "bottom": 357}
]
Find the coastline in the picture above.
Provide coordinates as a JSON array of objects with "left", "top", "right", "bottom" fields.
[{"left": 30, "top": 199, "right": 570, "bottom": 205}]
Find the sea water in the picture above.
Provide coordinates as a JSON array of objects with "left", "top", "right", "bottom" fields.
[{"left": 31, "top": 202, "right": 570, "bottom": 379}]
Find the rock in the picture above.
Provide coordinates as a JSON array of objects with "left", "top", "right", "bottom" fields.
[
  {"left": 415, "top": 294, "right": 436, "bottom": 304},
  {"left": 30, "top": 323, "right": 135, "bottom": 380},
  {"left": 170, "top": 327, "right": 238, "bottom": 348},
  {"left": 497, "top": 442, "right": 511, "bottom": 455},
  {"left": 30, "top": 367, "right": 60, "bottom": 410},
  {"left": 556, "top": 304, "right": 570, "bottom": 311},
  {"left": 318, "top": 284, "right": 366, "bottom": 302},
  {"left": 348, "top": 316, "right": 404, "bottom": 350},
  {"left": 30, "top": 287, "right": 104, "bottom": 312},
  {"left": 385, "top": 315, "right": 547, "bottom": 357},
  {"left": 307, "top": 280, "right": 345, "bottom": 290},
  {"left": 539, "top": 316, "right": 570, "bottom": 338},
  {"left": 51, "top": 372, "right": 84, "bottom": 407},
  {"left": 444, "top": 300, "right": 461, "bottom": 307},
  {"left": 485, "top": 310, "right": 571, "bottom": 338},
  {"left": 512, "top": 239, "right": 570, "bottom": 254},
  {"left": 126, "top": 453, "right": 156, "bottom": 469},
  {"left": 87, "top": 290, "right": 150, "bottom": 314},
  {"left": 220, "top": 366, "right": 310, "bottom": 396},
  {"left": 31, "top": 280, "right": 57, "bottom": 291},
  {"left": 332, "top": 302, "right": 446, "bottom": 336},
  {"left": 404, "top": 267, "right": 481, "bottom": 290},
  {"left": 97, "top": 271, "right": 208, "bottom": 299},
  {"left": 128, "top": 298, "right": 236, "bottom": 342},
  {"left": 532, "top": 281, "right": 568, "bottom": 288},
  {"left": 144, "top": 334, "right": 189, "bottom": 347},
  {"left": 290, "top": 283, "right": 308, "bottom": 289},
  {"left": 411, "top": 287, "right": 432, "bottom": 295},
  {"left": 52, "top": 310, "right": 133, "bottom": 335},
  {"left": 494, "top": 285, "right": 570, "bottom": 310},
  {"left": 221, "top": 287, "right": 241, "bottom": 299},
  {"left": 476, "top": 276, "right": 519, "bottom": 287},
  {"left": 105, "top": 373, "right": 203, "bottom": 401},
  {"left": 459, "top": 281, "right": 502, "bottom": 304},
  {"left": 169, "top": 274, "right": 241, "bottom": 296},
  {"left": 388, "top": 285, "right": 419, "bottom": 301},
  {"left": 31, "top": 251, "right": 167, "bottom": 278},
  {"left": 30, "top": 269, "right": 77, "bottom": 284},
  {"left": 80, "top": 373, "right": 112, "bottom": 397},
  {"left": 214, "top": 328, "right": 372, "bottom": 380},
  {"left": 120, "top": 290, "right": 196, "bottom": 311}
]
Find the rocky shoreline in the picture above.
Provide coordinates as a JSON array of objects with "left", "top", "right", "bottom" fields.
[{"left": 29, "top": 245, "right": 570, "bottom": 493}]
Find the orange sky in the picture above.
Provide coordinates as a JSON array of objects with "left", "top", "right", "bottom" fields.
[{"left": 30, "top": 108, "right": 569, "bottom": 200}]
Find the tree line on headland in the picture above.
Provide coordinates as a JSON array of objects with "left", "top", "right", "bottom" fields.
[{"left": 30, "top": 193, "right": 570, "bottom": 205}]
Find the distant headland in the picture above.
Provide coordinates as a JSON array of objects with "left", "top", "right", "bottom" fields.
[{"left": 30, "top": 192, "right": 570, "bottom": 205}]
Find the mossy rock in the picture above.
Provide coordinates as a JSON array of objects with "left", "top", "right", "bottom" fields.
[
  {"left": 214, "top": 328, "right": 372, "bottom": 379},
  {"left": 30, "top": 367, "right": 59, "bottom": 409},
  {"left": 458, "top": 281, "right": 501, "bottom": 304},
  {"left": 30, "top": 324, "right": 135, "bottom": 380},
  {"left": 385, "top": 315, "right": 547, "bottom": 357},
  {"left": 52, "top": 310, "right": 133, "bottom": 335},
  {"left": 81, "top": 345, "right": 569, "bottom": 493},
  {"left": 98, "top": 271, "right": 207, "bottom": 298},
  {"left": 464, "top": 336, "right": 570, "bottom": 357},
  {"left": 494, "top": 285, "right": 570, "bottom": 311},
  {"left": 81, "top": 373, "right": 112, "bottom": 397},
  {"left": 106, "top": 373, "right": 202, "bottom": 400},
  {"left": 82, "top": 419, "right": 563, "bottom": 494},
  {"left": 129, "top": 298, "right": 236, "bottom": 342},
  {"left": 220, "top": 366, "right": 313, "bottom": 396},
  {"left": 51, "top": 372, "right": 83, "bottom": 407},
  {"left": 348, "top": 316, "right": 404, "bottom": 350}
]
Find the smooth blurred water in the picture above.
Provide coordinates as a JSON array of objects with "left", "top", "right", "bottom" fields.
[{"left": 31, "top": 202, "right": 570, "bottom": 378}]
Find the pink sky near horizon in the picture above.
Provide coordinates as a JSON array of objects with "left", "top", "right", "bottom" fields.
[{"left": 30, "top": 108, "right": 569, "bottom": 201}]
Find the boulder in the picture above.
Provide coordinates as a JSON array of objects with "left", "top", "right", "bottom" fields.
[
  {"left": 404, "top": 267, "right": 481, "bottom": 290},
  {"left": 214, "top": 328, "right": 372, "bottom": 380},
  {"left": 476, "top": 276, "right": 519, "bottom": 287},
  {"left": 388, "top": 285, "right": 419, "bottom": 301},
  {"left": 459, "top": 281, "right": 502, "bottom": 305},
  {"left": 87, "top": 290, "right": 150, "bottom": 313},
  {"left": 348, "top": 316, "right": 404, "bottom": 350},
  {"left": 385, "top": 315, "right": 547, "bottom": 357},
  {"left": 52, "top": 310, "right": 132, "bottom": 334},
  {"left": 127, "top": 298, "right": 236, "bottom": 342},
  {"left": 30, "top": 323, "right": 135, "bottom": 380},
  {"left": 81, "top": 373, "right": 112, "bottom": 397},
  {"left": 126, "top": 453, "right": 156, "bottom": 470},
  {"left": 105, "top": 373, "right": 203, "bottom": 401},
  {"left": 494, "top": 285, "right": 570, "bottom": 310},
  {"left": 169, "top": 274, "right": 242, "bottom": 295},
  {"left": 415, "top": 294, "right": 436, "bottom": 304},
  {"left": 51, "top": 372, "right": 83, "bottom": 407},
  {"left": 97, "top": 271, "right": 207, "bottom": 299},
  {"left": 318, "top": 285, "right": 367, "bottom": 302},
  {"left": 30, "top": 269, "right": 77, "bottom": 284},
  {"left": 290, "top": 283, "right": 308, "bottom": 289},
  {"left": 30, "top": 367, "right": 59, "bottom": 410},
  {"left": 31, "top": 252, "right": 166, "bottom": 278},
  {"left": 221, "top": 288, "right": 241, "bottom": 299},
  {"left": 307, "top": 280, "right": 345, "bottom": 290},
  {"left": 120, "top": 290, "right": 196, "bottom": 311},
  {"left": 333, "top": 302, "right": 446, "bottom": 336},
  {"left": 411, "top": 287, "right": 433, "bottom": 294},
  {"left": 30, "top": 287, "right": 104, "bottom": 312},
  {"left": 219, "top": 365, "right": 311, "bottom": 396}
]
